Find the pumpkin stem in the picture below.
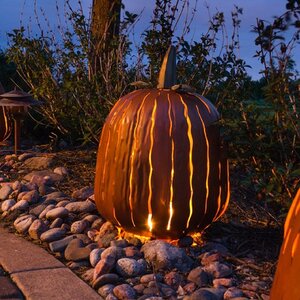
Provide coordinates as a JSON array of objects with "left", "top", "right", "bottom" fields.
[{"left": 157, "top": 46, "right": 177, "bottom": 89}]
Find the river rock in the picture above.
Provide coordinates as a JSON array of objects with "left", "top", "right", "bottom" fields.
[
  {"left": 65, "top": 200, "right": 96, "bottom": 213},
  {"left": 53, "top": 166, "right": 69, "bottom": 176},
  {"left": 141, "top": 240, "right": 193, "bottom": 272},
  {"left": 101, "top": 246, "right": 124, "bottom": 260},
  {"left": 164, "top": 271, "right": 184, "bottom": 289},
  {"left": 14, "top": 215, "right": 36, "bottom": 234},
  {"left": 111, "top": 239, "right": 129, "bottom": 248},
  {"left": 113, "top": 284, "right": 136, "bottom": 300},
  {"left": 106, "top": 293, "right": 118, "bottom": 300},
  {"left": 223, "top": 287, "right": 244, "bottom": 299},
  {"left": 49, "top": 235, "right": 77, "bottom": 252},
  {"left": 83, "top": 214, "right": 100, "bottom": 224},
  {"left": 12, "top": 180, "right": 22, "bottom": 191},
  {"left": 98, "top": 233, "right": 117, "bottom": 248},
  {"left": 188, "top": 266, "right": 210, "bottom": 287},
  {"left": 204, "top": 262, "right": 232, "bottom": 279},
  {"left": 56, "top": 200, "right": 71, "bottom": 207},
  {"left": 201, "top": 252, "right": 222, "bottom": 266},
  {"left": 28, "top": 219, "right": 48, "bottom": 239},
  {"left": 94, "top": 256, "right": 116, "bottom": 280},
  {"left": 43, "top": 191, "right": 66, "bottom": 202},
  {"left": 124, "top": 246, "right": 143, "bottom": 259},
  {"left": 90, "top": 248, "right": 104, "bottom": 267},
  {"left": 1, "top": 199, "right": 16, "bottom": 212},
  {"left": 22, "top": 156, "right": 54, "bottom": 169},
  {"left": 91, "top": 218, "right": 104, "bottom": 230},
  {"left": 116, "top": 258, "right": 147, "bottom": 278},
  {"left": 0, "top": 185, "right": 12, "bottom": 200},
  {"left": 40, "top": 228, "right": 66, "bottom": 242},
  {"left": 213, "top": 278, "right": 234, "bottom": 288},
  {"left": 98, "top": 284, "right": 115, "bottom": 298},
  {"left": 64, "top": 238, "right": 91, "bottom": 261},
  {"left": 93, "top": 273, "right": 120, "bottom": 289},
  {"left": 24, "top": 170, "right": 63, "bottom": 185},
  {"left": 29, "top": 203, "right": 47, "bottom": 216},
  {"left": 70, "top": 220, "right": 90, "bottom": 234},
  {"left": 72, "top": 186, "right": 94, "bottom": 200},
  {"left": 140, "top": 274, "right": 157, "bottom": 284},
  {"left": 39, "top": 204, "right": 56, "bottom": 219},
  {"left": 21, "top": 190, "right": 40, "bottom": 204},
  {"left": 190, "top": 288, "right": 218, "bottom": 300},
  {"left": 10, "top": 200, "right": 29, "bottom": 212},
  {"left": 50, "top": 218, "right": 64, "bottom": 228},
  {"left": 18, "top": 153, "right": 35, "bottom": 161},
  {"left": 46, "top": 207, "right": 69, "bottom": 220}
]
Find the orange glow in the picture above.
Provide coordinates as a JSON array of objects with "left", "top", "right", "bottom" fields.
[
  {"left": 284, "top": 189, "right": 300, "bottom": 237},
  {"left": 113, "top": 207, "right": 121, "bottom": 227},
  {"left": 291, "top": 233, "right": 300, "bottom": 259},
  {"left": 213, "top": 162, "right": 222, "bottom": 222},
  {"left": 129, "top": 93, "right": 151, "bottom": 227},
  {"left": 147, "top": 214, "right": 153, "bottom": 232},
  {"left": 101, "top": 130, "right": 111, "bottom": 190},
  {"left": 167, "top": 94, "right": 174, "bottom": 231},
  {"left": 216, "top": 160, "right": 230, "bottom": 219},
  {"left": 195, "top": 95, "right": 211, "bottom": 113},
  {"left": 179, "top": 95, "right": 194, "bottom": 229},
  {"left": 196, "top": 106, "right": 210, "bottom": 214},
  {"left": 147, "top": 97, "right": 158, "bottom": 231}
]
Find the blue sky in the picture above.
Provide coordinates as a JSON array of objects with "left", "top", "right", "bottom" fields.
[{"left": 0, "top": 0, "right": 298, "bottom": 80}]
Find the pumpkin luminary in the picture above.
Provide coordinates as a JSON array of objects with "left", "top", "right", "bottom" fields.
[
  {"left": 94, "top": 46, "right": 230, "bottom": 239},
  {"left": 270, "top": 189, "right": 300, "bottom": 300}
]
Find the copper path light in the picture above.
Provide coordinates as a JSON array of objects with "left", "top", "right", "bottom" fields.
[{"left": 0, "top": 89, "right": 39, "bottom": 154}]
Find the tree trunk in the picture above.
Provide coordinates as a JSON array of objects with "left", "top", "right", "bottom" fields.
[{"left": 90, "top": 0, "right": 122, "bottom": 76}]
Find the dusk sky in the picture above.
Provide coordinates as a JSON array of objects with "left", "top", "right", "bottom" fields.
[{"left": 0, "top": 0, "right": 299, "bottom": 80}]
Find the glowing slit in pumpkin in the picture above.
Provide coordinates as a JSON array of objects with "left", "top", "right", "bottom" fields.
[
  {"left": 113, "top": 207, "right": 121, "bottom": 227},
  {"left": 147, "top": 98, "right": 158, "bottom": 232},
  {"left": 196, "top": 106, "right": 210, "bottom": 214},
  {"left": 101, "top": 129, "right": 111, "bottom": 190},
  {"left": 194, "top": 95, "right": 211, "bottom": 113},
  {"left": 213, "top": 162, "right": 222, "bottom": 222},
  {"left": 179, "top": 95, "right": 194, "bottom": 229},
  {"left": 217, "top": 160, "right": 230, "bottom": 219},
  {"left": 147, "top": 214, "right": 153, "bottom": 232},
  {"left": 291, "top": 233, "right": 300, "bottom": 259},
  {"left": 129, "top": 92, "right": 151, "bottom": 227},
  {"left": 167, "top": 94, "right": 174, "bottom": 231}
]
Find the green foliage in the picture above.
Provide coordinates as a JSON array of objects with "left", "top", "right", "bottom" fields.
[{"left": 6, "top": 1, "right": 137, "bottom": 144}]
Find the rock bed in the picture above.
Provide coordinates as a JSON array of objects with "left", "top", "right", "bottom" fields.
[{"left": 0, "top": 153, "right": 271, "bottom": 300}]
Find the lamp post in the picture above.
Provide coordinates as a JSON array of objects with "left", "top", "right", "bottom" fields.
[{"left": 0, "top": 89, "right": 39, "bottom": 154}]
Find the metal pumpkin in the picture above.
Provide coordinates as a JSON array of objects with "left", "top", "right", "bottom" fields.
[
  {"left": 94, "top": 46, "right": 230, "bottom": 239},
  {"left": 270, "top": 189, "right": 300, "bottom": 300}
]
